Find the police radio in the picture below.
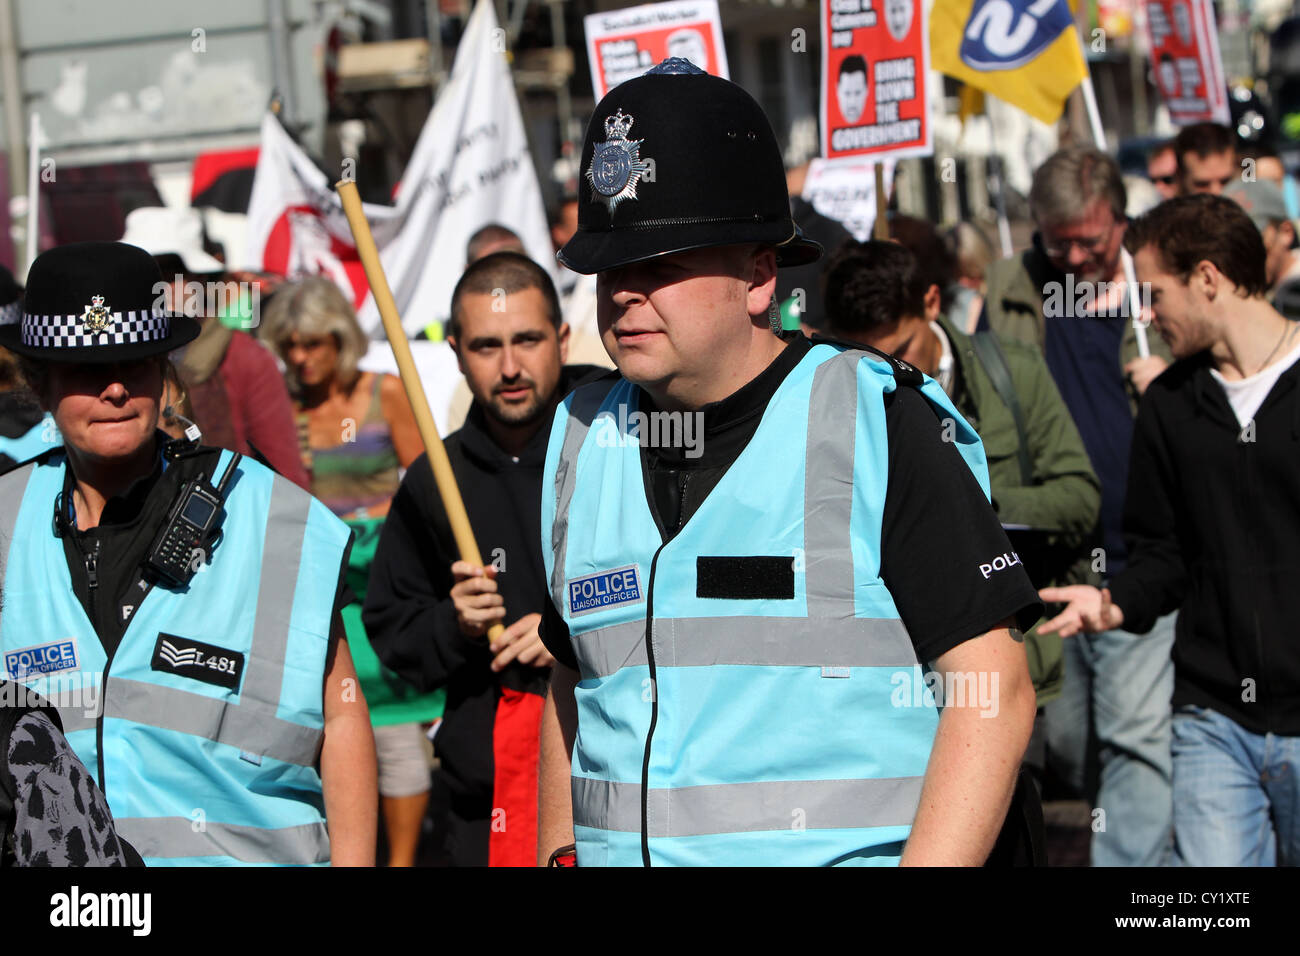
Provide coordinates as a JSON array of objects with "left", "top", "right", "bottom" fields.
[{"left": 146, "top": 453, "right": 241, "bottom": 587}]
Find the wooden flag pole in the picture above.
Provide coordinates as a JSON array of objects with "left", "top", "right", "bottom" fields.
[
  {"left": 1075, "top": 37, "right": 1151, "bottom": 359},
  {"left": 335, "top": 179, "right": 503, "bottom": 643}
]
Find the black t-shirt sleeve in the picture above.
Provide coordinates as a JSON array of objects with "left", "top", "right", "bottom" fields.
[
  {"left": 334, "top": 532, "right": 356, "bottom": 617},
  {"left": 879, "top": 386, "right": 1042, "bottom": 664},
  {"left": 539, "top": 593, "right": 578, "bottom": 671}
]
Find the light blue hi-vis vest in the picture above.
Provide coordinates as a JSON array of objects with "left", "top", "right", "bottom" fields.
[
  {"left": 542, "top": 344, "right": 991, "bottom": 866},
  {"left": 0, "top": 416, "right": 60, "bottom": 464},
  {"left": 0, "top": 449, "right": 352, "bottom": 866}
]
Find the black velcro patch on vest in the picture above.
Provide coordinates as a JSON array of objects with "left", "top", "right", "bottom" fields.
[
  {"left": 151, "top": 633, "right": 244, "bottom": 691},
  {"left": 696, "top": 556, "right": 795, "bottom": 600}
]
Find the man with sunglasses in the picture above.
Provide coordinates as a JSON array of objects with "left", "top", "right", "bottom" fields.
[
  {"left": 982, "top": 145, "right": 1176, "bottom": 867},
  {"left": 1147, "top": 140, "right": 1178, "bottom": 202}
]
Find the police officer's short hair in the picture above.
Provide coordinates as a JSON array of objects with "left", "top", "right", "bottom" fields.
[
  {"left": 823, "top": 240, "right": 928, "bottom": 335},
  {"left": 448, "top": 251, "right": 562, "bottom": 341},
  {"left": 1029, "top": 146, "right": 1127, "bottom": 230}
]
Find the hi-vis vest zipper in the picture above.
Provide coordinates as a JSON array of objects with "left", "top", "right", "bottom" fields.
[
  {"left": 0, "top": 450, "right": 351, "bottom": 866},
  {"left": 542, "top": 344, "right": 991, "bottom": 866}
]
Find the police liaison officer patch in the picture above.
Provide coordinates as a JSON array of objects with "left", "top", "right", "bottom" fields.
[
  {"left": 5, "top": 638, "right": 80, "bottom": 678},
  {"left": 568, "top": 565, "right": 643, "bottom": 617},
  {"left": 586, "top": 110, "right": 652, "bottom": 215}
]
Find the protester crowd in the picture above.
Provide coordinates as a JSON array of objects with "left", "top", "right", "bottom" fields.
[{"left": 0, "top": 104, "right": 1296, "bottom": 867}]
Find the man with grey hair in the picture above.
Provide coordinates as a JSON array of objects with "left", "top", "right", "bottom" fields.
[{"left": 982, "top": 145, "right": 1177, "bottom": 867}]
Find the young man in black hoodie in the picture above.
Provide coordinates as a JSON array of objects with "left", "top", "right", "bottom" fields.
[
  {"left": 1042, "top": 195, "right": 1300, "bottom": 865},
  {"left": 362, "top": 252, "right": 601, "bottom": 866}
]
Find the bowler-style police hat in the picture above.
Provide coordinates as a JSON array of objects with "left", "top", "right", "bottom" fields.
[
  {"left": 559, "top": 58, "right": 822, "bottom": 275},
  {"left": 0, "top": 242, "right": 200, "bottom": 364}
]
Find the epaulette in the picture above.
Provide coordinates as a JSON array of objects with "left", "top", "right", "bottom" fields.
[{"left": 808, "top": 333, "right": 926, "bottom": 387}]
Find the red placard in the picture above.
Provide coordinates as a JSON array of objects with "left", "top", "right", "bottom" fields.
[
  {"left": 585, "top": 0, "right": 729, "bottom": 100},
  {"left": 1142, "top": 0, "right": 1229, "bottom": 125},
  {"left": 820, "top": 0, "right": 931, "bottom": 161}
]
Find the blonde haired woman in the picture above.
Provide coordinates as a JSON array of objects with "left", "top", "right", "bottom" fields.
[{"left": 262, "top": 276, "right": 444, "bottom": 866}]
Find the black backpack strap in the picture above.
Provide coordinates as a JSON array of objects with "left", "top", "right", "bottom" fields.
[{"left": 969, "top": 330, "right": 1034, "bottom": 487}]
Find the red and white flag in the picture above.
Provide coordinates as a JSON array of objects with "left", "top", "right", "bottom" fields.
[
  {"left": 241, "top": 114, "right": 398, "bottom": 309},
  {"left": 242, "top": 0, "right": 553, "bottom": 335}
]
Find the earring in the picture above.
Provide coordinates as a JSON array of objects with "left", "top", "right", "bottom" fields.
[{"left": 768, "top": 295, "right": 782, "bottom": 334}]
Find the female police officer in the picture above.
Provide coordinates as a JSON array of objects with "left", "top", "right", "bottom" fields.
[{"left": 0, "top": 242, "right": 376, "bottom": 865}]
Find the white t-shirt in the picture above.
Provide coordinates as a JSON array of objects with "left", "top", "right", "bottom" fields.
[{"left": 1209, "top": 335, "right": 1300, "bottom": 428}]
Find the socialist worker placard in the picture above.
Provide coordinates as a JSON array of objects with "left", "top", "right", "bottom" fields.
[
  {"left": 585, "top": 0, "right": 729, "bottom": 100},
  {"left": 820, "top": 0, "right": 932, "bottom": 161}
]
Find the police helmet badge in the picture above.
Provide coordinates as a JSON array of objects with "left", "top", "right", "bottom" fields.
[
  {"left": 81, "top": 294, "right": 113, "bottom": 333},
  {"left": 586, "top": 110, "right": 652, "bottom": 215}
]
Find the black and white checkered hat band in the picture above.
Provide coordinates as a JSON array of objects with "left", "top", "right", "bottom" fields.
[
  {"left": 21, "top": 310, "right": 170, "bottom": 348},
  {"left": 0, "top": 301, "right": 19, "bottom": 327}
]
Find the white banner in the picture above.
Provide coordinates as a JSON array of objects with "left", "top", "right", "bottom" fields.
[
  {"left": 243, "top": 0, "right": 554, "bottom": 336},
  {"left": 357, "top": 0, "right": 555, "bottom": 335},
  {"left": 801, "top": 157, "right": 896, "bottom": 241}
]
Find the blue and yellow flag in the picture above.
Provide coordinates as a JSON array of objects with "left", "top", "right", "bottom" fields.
[{"left": 930, "top": 0, "right": 1087, "bottom": 124}]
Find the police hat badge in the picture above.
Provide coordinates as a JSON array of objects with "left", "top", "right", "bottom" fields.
[
  {"left": 81, "top": 295, "right": 113, "bottom": 334},
  {"left": 586, "top": 109, "right": 652, "bottom": 216}
]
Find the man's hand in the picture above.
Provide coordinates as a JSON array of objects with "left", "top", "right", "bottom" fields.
[
  {"left": 450, "top": 560, "right": 506, "bottom": 638},
  {"left": 1124, "top": 355, "right": 1168, "bottom": 395},
  {"left": 1037, "top": 585, "right": 1124, "bottom": 637},
  {"left": 489, "top": 612, "right": 554, "bottom": 672}
]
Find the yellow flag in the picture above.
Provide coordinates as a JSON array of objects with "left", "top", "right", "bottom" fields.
[{"left": 930, "top": 0, "right": 1088, "bottom": 124}]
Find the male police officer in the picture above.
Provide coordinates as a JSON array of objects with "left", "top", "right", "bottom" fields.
[{"left": 536, "top": 60, "right": 1040, "bottom": 867}]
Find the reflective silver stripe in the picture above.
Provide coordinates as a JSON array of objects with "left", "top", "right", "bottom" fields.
[
  {"left": 114, "top": 816, "right": 329, "bottom": 864},
  {"left": 804, "top": 352, "right": 861, "bottom": 618},
  {"left": 103, "top": 677, "right": 323, "bottom": 766},
  {"left": 550, "top": 381, "right": 617, "bottom": 610},
  {"left": 55, "top": 709, "right": 98, "bottom": 734},
  {"left": 240, "top": 476, "right": 310, "bottom": 711},
  {"left": 572, "top": 775, "right": 924, "bottom": 837},
  {"left": 0, "top": 462, "right": 37, "bottom": 642},
  {"left": 51, "top": 689, "right": 101, "bottom": 734},
  {"left": 573, "top": 615, "right": 916, "bottom": 679}
]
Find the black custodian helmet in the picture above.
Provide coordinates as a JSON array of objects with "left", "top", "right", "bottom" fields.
[{"left": 558, "top": 58, "right": 822, "bottom": 275}]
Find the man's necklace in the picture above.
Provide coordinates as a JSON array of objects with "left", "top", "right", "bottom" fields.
[{"left": 1252, "top": 321, "right": 1297, "bottom": 378}]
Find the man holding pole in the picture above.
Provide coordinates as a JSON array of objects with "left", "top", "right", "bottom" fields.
[
  {"left": 535, "top": 59, "right": 1040, "bottom": 867},
  {"left": 362, "top": 251, "right": 602, "bottom": 866},
  {"left": 983, "top": 146, "right": 1177, "bottom": 866}
]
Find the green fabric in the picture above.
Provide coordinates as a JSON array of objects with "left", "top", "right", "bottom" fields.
[
  {"left": 342, "top": 517, "right": 445, "bottom": 727},
  {"left": 940, "top": 314, "right": 1103, "bottom": 705}
]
